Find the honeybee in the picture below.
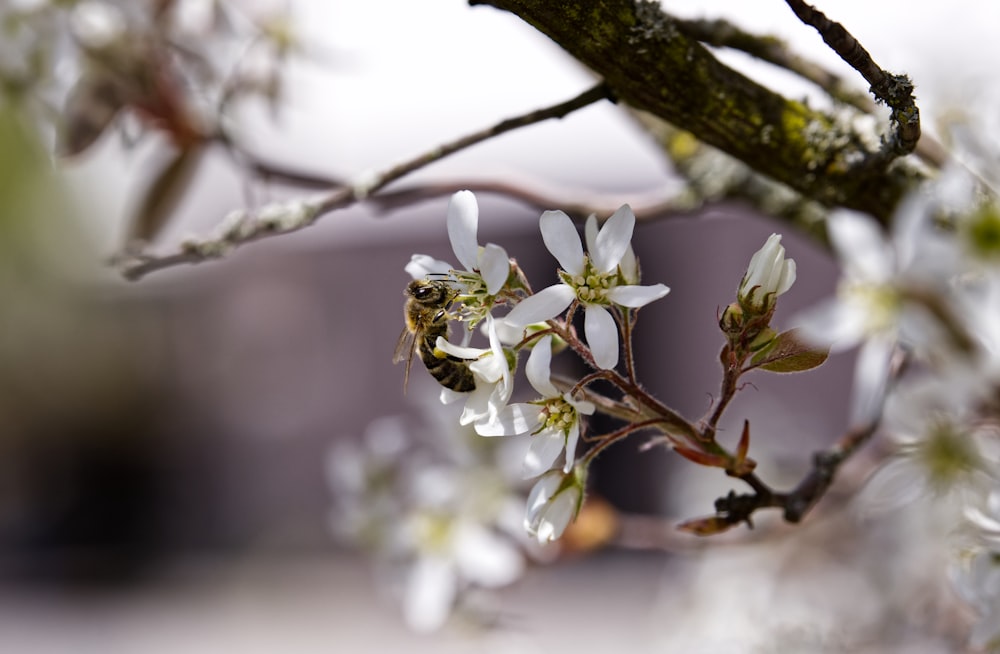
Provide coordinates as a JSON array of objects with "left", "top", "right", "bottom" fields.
[{"left": 394, "top": 279, "right": 476, "bottom": 393}]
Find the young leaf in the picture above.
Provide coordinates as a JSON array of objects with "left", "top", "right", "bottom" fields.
[
  {"left": 125, "top": 144, "right": 205, "bottom": 245},
  {"left": 747, "top": 328, "right": 829, "bottom": 373}
]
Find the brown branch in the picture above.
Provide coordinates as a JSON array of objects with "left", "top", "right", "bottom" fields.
[
  {"left": 674, "top": 17, "right": 874, "bottom": 112},
  {"left": 783, "top": 0, "right": 920, "bottom": 158},
  {"left": 471, "top": 0, "right": 925, "bottom": 223},
  {"left": 116, "top": 82, "right": 614, "bottom": 280}
]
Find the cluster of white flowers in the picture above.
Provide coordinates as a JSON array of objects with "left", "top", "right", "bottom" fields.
[
  {"left": 326, "top": 399, "right": 529, "bottom": 633},
  {"left": 404, "top": 191, "right": 670, "bottom": 544},
  {"left": 792, "top": 126, "right": 1000, "bottom": 649}
]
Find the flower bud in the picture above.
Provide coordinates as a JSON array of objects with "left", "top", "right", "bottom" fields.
[{"left": 739, "top": 233, "right": 796, "bottom": 313}]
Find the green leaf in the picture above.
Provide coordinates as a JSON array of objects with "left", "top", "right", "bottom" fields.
[{"left": 748, "top": 328, "right": 828, "bottom": 373}]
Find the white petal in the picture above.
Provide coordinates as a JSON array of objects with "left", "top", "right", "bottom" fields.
[
  {"left": 525, "top": 471, "right": 561, "bottom": 517},
  {"left": 563, "top": 420, "right": 580, "bottom": 473},
  {"left": 793, "top": 297, "right": 866, "bottom": 350},
  {"left": 533, "top": 488, "right": 577, "bottom": 543},
  {"left": 406, "top": 254, "right": 452, "bottom": 279},
  {"left": 776, "top": 258, "right": 796, "bottom": 295},
  {"left": 453, "top": 522, "right": 523, "bottom": 587},
  {"left": 447, "top": 190, "right": 480, "bottom": 272},
  {"left": 478, "top": 243, "right": 510, "bottom": 295},
  {"left": 828, "top": 210, "right": 892, "bottom": 282},
  {"left": 525, "top": 335, "right": 559, "bottom": 398},
  {"left": 607, "top": 283, "right": 670, "bottom": 308},
  {"left": 849, "top": 337, "right": 893, "bottom": 427},
  {"left": 584, "top": 214, "right": 599, "bottom": 252},
  {"left": 504, "top": 284, "right": 575, "bottom": 328},
  {"left": 435, "top": 336, "right": 483, "bottom": 360},
  {"left": 856, "top": 456, "right": 925, "bottom": 517},
  {"left": 403, "top": 556, "right": 456, "bottom": 632},
  {"left": 592, "top": 204, "right": 635, "bottom": 273},
  {"left": 460, "top": 383, "right": 494, "bottom": 425},
  {"left": 476, "top": 403, "right": 542, "bottom": 436},
  {"left": 523, "top": 431, "right": 566, "bottom": 478},
  {"left": 585, "top": 305, "right": 619, "bottom": 369},
  {"left": 540, "top": 210, "right": 585, "bottom": 275}
]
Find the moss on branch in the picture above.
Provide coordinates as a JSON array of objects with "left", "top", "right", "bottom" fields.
[{"left": 471, "top": 0, "right": 925, "bottom": 223}]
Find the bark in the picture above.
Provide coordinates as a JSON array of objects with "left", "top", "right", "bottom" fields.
[{"left": 471, "top": 0, "right": 925, "bottom": 224}]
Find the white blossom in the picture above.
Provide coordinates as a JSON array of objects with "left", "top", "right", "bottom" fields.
[
  {"left": 739, "top": 233, "right": 796, "bottom": 312},
  {"left": 435, "top": 315, "right": 514, "bottom": 428},
  {"left": 476, "top": 335, "right": 595, "bottom": 477},
  {"left": 795, "top": 209, "right": 941, "bottom": 425},
  {"left": 524, "top": 468, "right": 585, "bottom": 544},
  {"left": 504, "top": 205, "right": 669, "bottom": 369},
  {"left": 406, "top": 191, "right": 510, "bottom": 328}
]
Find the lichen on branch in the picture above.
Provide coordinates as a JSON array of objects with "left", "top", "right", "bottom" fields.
[{"left": 470, "top": 0, "right": 926, "bottom": 223}]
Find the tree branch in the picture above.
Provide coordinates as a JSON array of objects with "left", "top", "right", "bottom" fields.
[
  {"left": 783, "top": 0, "right": 920, "bottom": 158},
  {"left": 470, "top": 0, "right": 925, "bottom": 223},
  {"left": 116, "top": 82, "right": 614, "bottom": 280}
]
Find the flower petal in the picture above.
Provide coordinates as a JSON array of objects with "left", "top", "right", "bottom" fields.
[
  {"left": 478, "top": 242, "right": 510, "bottom": 295},
  {"left": 562, "top": 419, "right": 580, "bottom": 473},
  {"left": 584, "top": 305, "right": 619, "bottom": 369},
  {"left": 504, "top": 284, "right": 575, "bottom": 328},
  {"left": 794, "top": 297, "right": 867, "bottom": 350},
  {"left": 406, "top": 254, "right": 452, "bottom": 279},
  {"left": 476, "top": 403, "right": 542, "bottom": 436},
  {"left": 584, "top": 214, "right": 599, "bottom": 252},
  {"left": 540, "top": 210, "right": 585, "bottom": 275},
  {"left": 608, "top": 283, "right": 670, "bottom": 308},
  {"left": 435, "top": 336, "right": 482, "bottom": 360},
  {"left": 849, "top": 336, "right": 893, "bottom": 427},
  {"left": 447, "top": 190, "right": 480, "bottom": 272},
  {"left": 453, "top": 522, "right": 524, "bottom": 587},
  {"left": 592, "top": 204, "right": 635, "bottom": 273},
  {"left": 523, "top": 431, "right": 566, "bottom": 478},
  {"left": 526, "top": 335, "right": 559, "bottom": 398},
  {"left": 828, "top": 210, "right": 892, "bottom": 282},
  {"left": 403, "top": 556, "right": 456, "bottom": 632}
]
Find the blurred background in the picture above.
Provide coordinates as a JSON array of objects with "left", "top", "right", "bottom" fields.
[{"left": 2, "top": 0, "right": 999, "bottom": 651}]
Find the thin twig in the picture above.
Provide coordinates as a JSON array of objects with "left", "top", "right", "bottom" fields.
[
  {"left": 116, "top": 82, "right": 614, "bottom": 280},
  {"left": 784, "top": 0, "right": 920, "bottom": 158},
  {"left": 674, "top": 17, "right": 873, "bottom": 112}
]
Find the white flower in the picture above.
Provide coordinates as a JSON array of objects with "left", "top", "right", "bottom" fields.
[
  {"left": 950, "top": 548, "right": 1000, "bottom": 651},
  {"left": 858, "top": 373, "right": 994, "bottom": 514},
  {"left": 405, "top": 191, "right": 510, "bottom": 327},
  {"left": 524, "top": 468, "right": 585, "bottom": 544},
  {"left": 794, "top": 209, "right": 939, "bottom": 425},
  {"left": 739, "top": 233, "right": 796, "bottom": 312},
  {"left": 503, "top": 205, "right": 670, "bottom": 369},
  {"left": 402, "top": 514, "right": 524, "bottom": 632},
  {"left": 476, "top": 335, "right": 595, "bottom": 477},
  {"left": 435, "top": 315, "right": 514, "bottom": 427}
]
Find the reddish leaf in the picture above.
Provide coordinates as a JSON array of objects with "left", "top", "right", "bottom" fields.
[{"left": 677, "top": 515, "right": 735, "bottom": 536}]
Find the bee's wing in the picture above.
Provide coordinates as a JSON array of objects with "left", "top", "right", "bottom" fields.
[
  {"left": 393, "top": 326, "right": 418, "bottom": 391},
  {"left": 393, "top": 326, "right": 416, "bottom": 363}
]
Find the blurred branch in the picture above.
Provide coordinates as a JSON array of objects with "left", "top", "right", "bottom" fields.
[
  {"left": 116, "top": 82, "right": 614, "bottom": 280},
  {"left": 716, "top": 419, "right": 880, "bottom": 527}
]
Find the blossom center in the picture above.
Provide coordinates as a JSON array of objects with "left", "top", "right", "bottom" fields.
[
  {"left": 560, "top": 256, "right": 617, "bottom": 305},
  {"left": 843, "top": 281, "right": 901, "bottom": 335},
  {"left": 451, "top": 269, "right": 494, "bottom": 327},
  {"left": 539, "top": 397, "right": 577, "bottom": 436}
]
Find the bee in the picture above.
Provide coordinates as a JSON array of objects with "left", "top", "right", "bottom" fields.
[{"left": 393, "top": 279, "right": 476, "bottom": 393}]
